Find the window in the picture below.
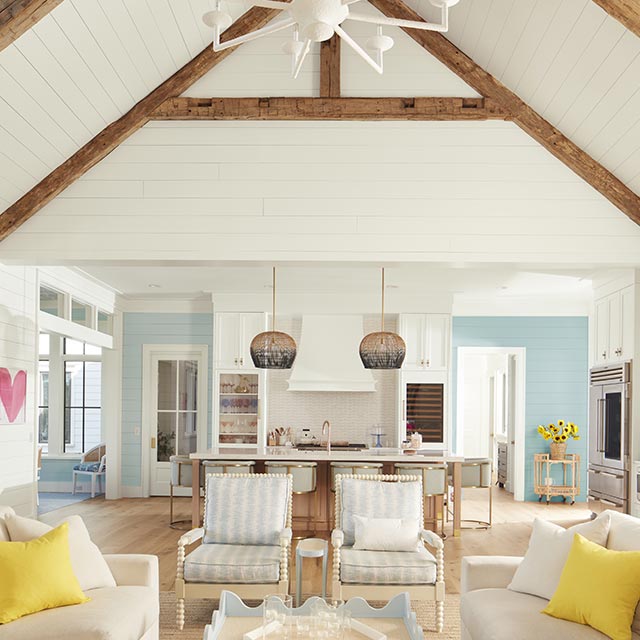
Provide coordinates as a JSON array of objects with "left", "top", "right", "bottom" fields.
[
  {"left": 38, "top": 334, "right": 50, "bottom": 453},
  {"left": 39, "top": 286, "right": 64, "bottom": 317},
  {"left": 63, "top": 339, "right": 101, "bottom": 454},
  {"left": 71, "top": 299, "right": 92, "bottom": 328},
  {"left": 97, "top": 311, "right": 113, "bottom": 336}
]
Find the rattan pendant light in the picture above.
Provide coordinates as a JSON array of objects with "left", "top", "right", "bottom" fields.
[
  {"left": 359, "top": 268, "right": 406, "bottom": 369},
  {"left": 250, "top": 267, "right": 297, "bottom": 369}
]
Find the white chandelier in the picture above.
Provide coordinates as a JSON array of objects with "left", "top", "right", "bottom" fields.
[{"left": 203, "top": 0, "right": 459, "bottom": 78}]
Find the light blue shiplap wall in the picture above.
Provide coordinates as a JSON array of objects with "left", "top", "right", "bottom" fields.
[
  {"left": 40, "top": 458, "right": 80, "bottom": 484},
  {"left": 121, "top": 313, "right": 213, "bottom": 488},
  {"left": 452, "top": 317, "right": 589, "bottom": 501}
]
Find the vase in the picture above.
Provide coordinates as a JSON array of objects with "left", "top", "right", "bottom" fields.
[{"left": 549, "top": 441, "right": 567, "bottom": 460}]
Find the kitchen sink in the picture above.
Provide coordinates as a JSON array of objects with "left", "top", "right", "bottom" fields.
[{"left": 295, "top": 443, "right": 367, "bottom": 451}]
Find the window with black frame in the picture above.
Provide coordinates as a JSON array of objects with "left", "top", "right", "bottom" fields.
[
  {"left": 38, "top": 334, "right": 50, "bottom": 453},
  {"left": 63, "top": 339, "right": 102, "bottom": 454}
]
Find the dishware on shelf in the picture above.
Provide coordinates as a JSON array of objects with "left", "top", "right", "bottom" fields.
[{"left": 263, "top": 594, "right": 292, "bottom": 638}]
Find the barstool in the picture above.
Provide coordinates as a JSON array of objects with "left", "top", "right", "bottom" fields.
[
  {"left": 395, "top": 463, "right": 447, "bottom": 535},
  {"left": 169, "top": 455, "right": 195, "bottom": 530},
  {"left": 266, "top": 461, "right": 318, "bottom": 538},
  {"left": 202, "top": 460, "right": 256, "bottom": 475},
  {"left": 447, "top": 458, "right": 493, "bottom": 529},
  {"left": 295, "top": 538, "right": 328, "bottom": 606},
  {"left": 329, "top": 462, "right": 383, "bottom": 492}
]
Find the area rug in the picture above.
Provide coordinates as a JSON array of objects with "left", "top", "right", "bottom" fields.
[{"left": 159, "top": 591, "right": 461, "bottom": 639}]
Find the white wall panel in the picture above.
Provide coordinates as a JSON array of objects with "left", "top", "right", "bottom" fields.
[{"left": 2, "top": 120, "right": 639, "bottom": 265}]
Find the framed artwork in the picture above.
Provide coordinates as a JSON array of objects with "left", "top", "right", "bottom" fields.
[{"left": 0, "top": 367, "right": 27, "bottom": 425}]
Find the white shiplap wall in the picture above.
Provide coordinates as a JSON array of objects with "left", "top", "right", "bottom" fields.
[
  {"left": 0, "top": 266, "right": 37, "bottom": 516},
  {"left": 1, "top": 119, "right": 639, "bottom": 264}
]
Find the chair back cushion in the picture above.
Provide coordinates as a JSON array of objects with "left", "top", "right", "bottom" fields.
[
  {"left": 338, "top": 477, "right": 422, "bottom": 546},
  {"left": 204, "top": 474, "right": 290, "bottom": 546}
]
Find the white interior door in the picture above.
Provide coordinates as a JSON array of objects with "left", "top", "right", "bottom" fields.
[{"left": 144, "top": 345, "right": 208, "bottom": 496}]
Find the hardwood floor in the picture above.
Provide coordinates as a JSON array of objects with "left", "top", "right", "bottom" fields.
[{"left": 40, "top": 487, "right": 592, "bottom": 594}]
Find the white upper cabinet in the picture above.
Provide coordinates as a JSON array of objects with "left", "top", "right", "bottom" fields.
[
  {"left": 594, "top": 286, "right": 634, "bottom": 364},
  {"left": 399, "top": 314, "right": 450, "bottom": 371},
  {"left": 215, "top": 312, "right": 267, "bottom": 369}
]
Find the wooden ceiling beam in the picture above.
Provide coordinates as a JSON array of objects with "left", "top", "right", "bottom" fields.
[
  {"left": 151, "top": 96, "right": 507, "bottom": 121},
  {"left": 320, "top": 34, "right": 341, "bottom": 98},
  {"left": 368, "top": 0, "right": 640, "bottom": 225},
  {"left": 0, "top": 7, "right": 279, "bottom": 242},
  {"left": 0, "top": 0, "right": 62, "bottom": 51},
  {"left": 592, "top": 0, "right": 640, "bottom": 39}
]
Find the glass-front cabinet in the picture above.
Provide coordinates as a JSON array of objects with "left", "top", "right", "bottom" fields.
[{"left": 214, "top": 370, "right": 266, "bottom": 448}]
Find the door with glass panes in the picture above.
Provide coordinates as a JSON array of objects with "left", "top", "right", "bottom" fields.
[{"left": 147, "top": 346, "right": 208, "bottom": 496}]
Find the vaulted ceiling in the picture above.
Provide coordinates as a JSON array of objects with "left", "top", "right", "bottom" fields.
[{"left": 0, "top": 0, "right": 639, "bottom": 267}]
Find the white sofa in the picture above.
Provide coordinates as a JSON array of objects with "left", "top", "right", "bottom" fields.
[
  {"left": 460, "top": 510, "right": 640, "bottom": 640},
  {"left": 0, "top": 506, "right": 159, "bottom": 640}
]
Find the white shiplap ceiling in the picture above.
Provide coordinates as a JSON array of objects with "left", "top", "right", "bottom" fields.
[{"left": 0, "top": 0, "right": 638, "bottom": 260}]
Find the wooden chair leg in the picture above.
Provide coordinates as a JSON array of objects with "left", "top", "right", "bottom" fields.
[
  {"left": 91, "top": 474, "right": 96, "bottom": 499},
  {"left": 176, "top": 597, "right": 185, "bottom": 630},
  {"left": 436, "top": 600, "right": 444, "bottom": 633},
  {"left": 72, "top": 472, "right": 77, "bottom": 495}
]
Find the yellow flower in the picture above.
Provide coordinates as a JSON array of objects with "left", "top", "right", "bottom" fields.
[
  {"left": 563, "top": 426, "right": 570, "bottom": 435},
  {"left": 538, "top": 425, "right": 545, "bottom": 435},
  {"left": 560, "top": 433, "right": 568, "bottom": 442},
  {"left": 573, "top": 436, "right": 580, "bottom": 441},
  {"left": 553, "top": 435, "right": 562, "bottom": 442},
  {"left": 572, "top": 424, "right": 579, "bottom": 434},
  {"left": 558, "top": 420, "right": 565, "bottom": 427}
]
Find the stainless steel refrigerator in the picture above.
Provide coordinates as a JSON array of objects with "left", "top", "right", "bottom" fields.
[{"left": 588, "top": 362, "right": 631, "bottom": 514}]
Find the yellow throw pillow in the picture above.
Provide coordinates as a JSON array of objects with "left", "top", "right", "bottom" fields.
[
  {"left": 543, "top": 533, "right": 640, "bottom": 640},
  {"left": 0, "top": 522, "right": 89, "bottom": 624}
]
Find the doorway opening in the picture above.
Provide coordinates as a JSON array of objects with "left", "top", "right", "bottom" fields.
[{"left": 456, "top": 347, "right": 526, "bottom": 501}]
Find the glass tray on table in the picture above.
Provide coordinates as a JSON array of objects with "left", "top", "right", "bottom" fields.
[{"left": 203, "top": 591, "right": 424, "bottom": 640}]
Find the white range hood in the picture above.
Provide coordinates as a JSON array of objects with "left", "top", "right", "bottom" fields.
[{"left": 287, "top": 315, "right": 376, "bottom": 393}]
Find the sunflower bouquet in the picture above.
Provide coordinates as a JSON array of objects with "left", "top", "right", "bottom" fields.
[{"left": 537, "top": 420, "right": 580, "bottom": 443}]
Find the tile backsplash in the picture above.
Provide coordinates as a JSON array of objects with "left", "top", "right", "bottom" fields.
[{"left": 267, "top": 315, "right": 398, "bottom": 446}]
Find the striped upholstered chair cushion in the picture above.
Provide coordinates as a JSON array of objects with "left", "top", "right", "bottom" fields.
[
  {"left": 340, "top": 547, "right": 437, "bottom": 584},
  {"left": 184, "top": 544, "right": 280, "bottom": 584},
  {"left": 339, "top": 477, "right": 423, "bottom": 546},
  {"left": 203, "top": 475, "right": 290, "bottom": 546}
]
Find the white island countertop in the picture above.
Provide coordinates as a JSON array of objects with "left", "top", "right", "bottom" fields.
[{"left": 190, "top": 448, "right": 463, "bottom": 463}]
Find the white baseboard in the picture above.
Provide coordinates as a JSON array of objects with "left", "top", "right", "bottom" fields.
[{"left": 121, "top": 485, "right": 144, "bottom": 498}]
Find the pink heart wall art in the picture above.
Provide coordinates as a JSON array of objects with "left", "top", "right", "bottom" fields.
[{"left": 0, "top": 368, "right": 27, "bottom": 425}]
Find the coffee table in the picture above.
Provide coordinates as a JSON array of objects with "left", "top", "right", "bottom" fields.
[{"left": 203, "top": 591, "right": 424, "bottom": 639}]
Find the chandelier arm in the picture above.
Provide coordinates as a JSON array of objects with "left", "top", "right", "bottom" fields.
[
  {"left": 213, "top": 17, "right": 295, "bottom": 52},
  {"left": 345, "top": 11, "right": 448, "bottom": 32},
  {"left": 292, "top": 38, "right": 311, "bottom": 79},
  {"left": 334, "top": 25, "right": 383, "bottom": 74}
]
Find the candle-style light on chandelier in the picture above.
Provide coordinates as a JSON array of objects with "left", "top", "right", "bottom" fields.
[
  {"left": 359, "top": 268, "right": 406, "bottom": 369},
  {"left": 203, "top": 0, "right": 460, "bottom": 78},
  {"left": 250, "top": 267, "right": 297, "bottom": 369}
]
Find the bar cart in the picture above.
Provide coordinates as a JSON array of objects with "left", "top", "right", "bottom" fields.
[{"left": 534, "top": 453, "right": 580, "bottom": 504}]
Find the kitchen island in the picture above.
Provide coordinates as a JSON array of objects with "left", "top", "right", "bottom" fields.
[{"left": 190, "top": 448, "right": 465, "bottom": 536}]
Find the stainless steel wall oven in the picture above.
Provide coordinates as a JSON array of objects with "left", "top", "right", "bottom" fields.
[{"left": 588, "top": 362, "right": 631, "bottom": 513}]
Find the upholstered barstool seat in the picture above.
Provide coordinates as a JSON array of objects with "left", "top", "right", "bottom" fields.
[
  {"left": 329, "top": 462, "right": 383, "bottom": 492},
  {"left": 266, "top": 461, "right": 317, "bottom": 537},
  {"left": 395, "top": 463, "right": 447, "bottom": 534},
  {"left": 448, "top": 458, "right": 492, "bottom": 529},
  {"left": 203, "top": 460, "right": 256, "bottom": 475},
  {"left": 170, "top": 455, "right": 195, "bottom": 530}
]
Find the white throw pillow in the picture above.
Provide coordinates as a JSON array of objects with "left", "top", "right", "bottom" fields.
[
  {"left": 352, "top": 515, "right": 421, "bottom": 552},
  {"left": 5, "top": 514, "right": 116, "bottom": 592},
  {"left": 508, "top": 513, "right": 611, "bottom": 600}
]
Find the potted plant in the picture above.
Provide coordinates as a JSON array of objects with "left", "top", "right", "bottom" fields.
[{"left": 537, "top": 420, "right": 580, "bottom": 460}]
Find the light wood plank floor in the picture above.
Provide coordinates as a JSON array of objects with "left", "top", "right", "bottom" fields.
[{"left": 41, "top": 487, "right": 592, "bottom": 594}]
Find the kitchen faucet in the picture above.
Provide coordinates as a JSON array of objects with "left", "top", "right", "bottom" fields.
[{"left": 322, "top": 420, "right": 331, "bottom": 454}]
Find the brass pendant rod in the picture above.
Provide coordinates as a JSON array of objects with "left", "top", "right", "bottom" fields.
[
  {"left": 272, "top": 266, "right": 276, "bottom": 333},
  {"left": 381, "top": 267, "right": 385, "bottom": 333}
]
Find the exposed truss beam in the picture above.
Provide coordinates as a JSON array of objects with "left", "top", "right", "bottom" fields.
[
  {"left": 0, "top": 7, "right": 279, "bottom": 242},
  {"left": 320, "top": 34, "right": 341, "bottom": 98},
  {"left": 368, "top": 0, "right": 640, "bottom": 225},
  {"left": 151, "top": 96, "right": 507, "bottom": 121},
  {"left": 0, "top": 0, "right": 62, "bottom": 51},
  {"left": 592, "top": 0, "right": 640, "bottom": 39}
]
